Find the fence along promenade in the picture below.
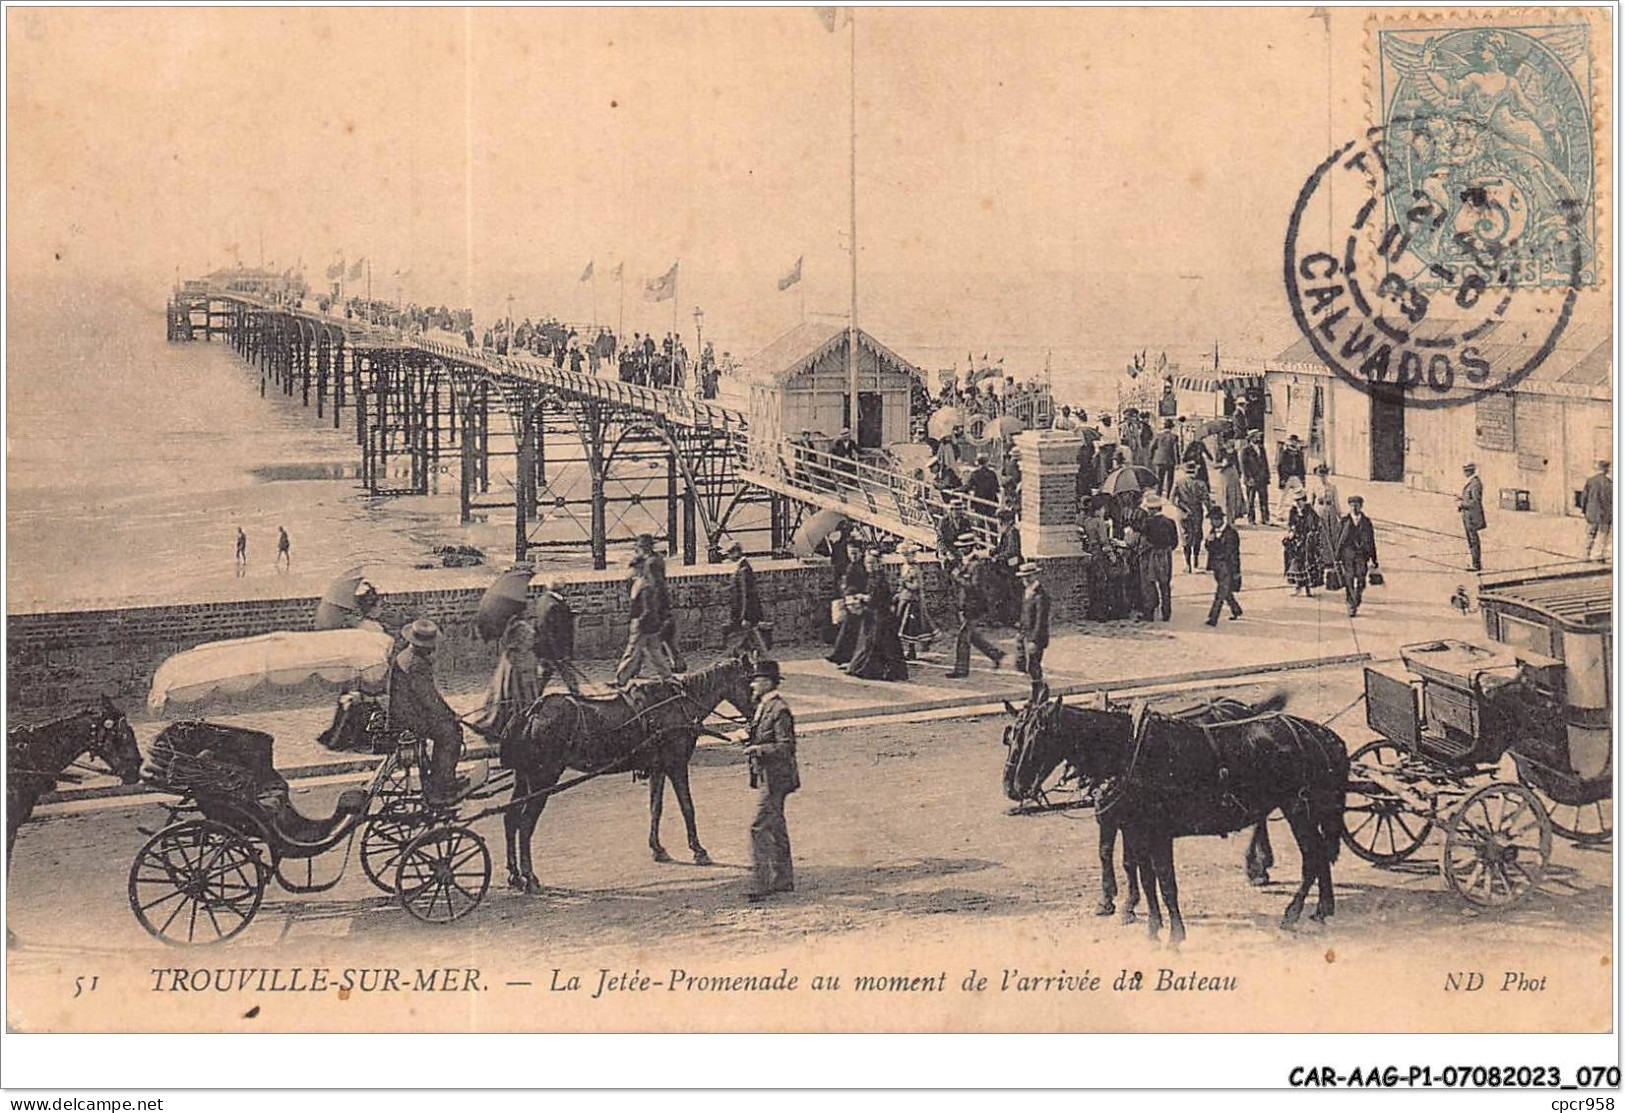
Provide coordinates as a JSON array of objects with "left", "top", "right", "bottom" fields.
[{"left": 206, "top": 288, "right": 1003, "bottom": 557}]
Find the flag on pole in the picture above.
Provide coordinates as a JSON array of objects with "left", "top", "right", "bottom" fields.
[
  {"left": 777, "top": 255, "right": 804, "bottom": 292},
  {"left": 610, "top": 261, "right": 624, "bottom": 280},
  {"left": 326, "top": 259, "right": 345, "bottom": 280},
  {"left": 348, "top": 258, "right": 365, "bottom": 280},
  {"left": 580, "top": 261, "right": 594, "bottom": 283},
  {"left": 644, "top": 262, "right": 678, "bottom": 302}
]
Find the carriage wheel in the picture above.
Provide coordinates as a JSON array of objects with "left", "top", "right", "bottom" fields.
[
  {"left": 128, "top": 820, "right": 266, "bottom": 946},
  {"left": 1442, "top": 784, "right": 1553, "bottom": 910},
  {"left": 394, "top": 826, "right": 491, "bottom": 924},
  {"left": 360, "top": 802, "right": 431, "bottom": 894},
  {"left": 1343, "top": 740, "right": 1432, "bottom": 864},
  {"left": 1515, "top": 772, "right": 1612, "bottom": 847}
]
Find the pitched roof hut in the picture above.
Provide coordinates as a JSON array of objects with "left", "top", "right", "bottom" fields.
[{"left": 738, "top": 321, "right": 921, "bottom": 451}]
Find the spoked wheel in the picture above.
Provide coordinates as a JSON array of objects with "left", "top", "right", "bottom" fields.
[
  {"left": 360, "top": 802, "right": 431, "bottom": 894},
  {"left": 1343, "top": 740, "right": 1433, "bottom": 864},
  {"left": 1442, "top": 783, "right": 1553, "bottom": 910},
  {"left": 394, "top": 825, "right": 491, "bottom": 924},
  {"left": 375, "top": 753, "right": 423, "bottom": 808},
  {"left": 1516, "top": 772, "right": 1612, "bottom": 847},
  {"left": 128, "top": 820, "right": 267, "bottom": 945}
]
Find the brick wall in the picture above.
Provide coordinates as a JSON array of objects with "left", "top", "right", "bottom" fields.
[{"left": 7, "top": 553, "right": 1090, "bottom": 722}]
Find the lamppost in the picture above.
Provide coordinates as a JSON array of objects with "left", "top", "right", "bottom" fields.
[{"left": 693, "top": 306, "right": 705, "bottom": 357}]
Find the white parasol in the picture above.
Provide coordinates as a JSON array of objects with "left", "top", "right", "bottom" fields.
[{"left": 147, "top": 629, "right": 396, "bottom": 715}]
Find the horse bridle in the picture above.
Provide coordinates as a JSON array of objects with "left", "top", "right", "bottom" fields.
[{"left": 12, "top": 710, "right": 129, "bottom": 779}]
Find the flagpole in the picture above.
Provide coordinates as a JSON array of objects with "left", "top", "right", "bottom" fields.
[
  {"left": 591, "top": 269, "right": 598, "bottom": 331},
  {"left": 618, "top": 266, "right": 625, "bottom": 340},
  {"left": 672, "top": 264, "right": 679, "bottom": 343},
  {"left": 846, "top": 9, "right": 859, "bottom": 440},
  {"left": 366, "top": 259, "right": 372, "bottom": 305}
]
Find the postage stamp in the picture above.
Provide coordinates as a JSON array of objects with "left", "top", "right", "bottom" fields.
[{"left": 1369, "top": 10, "right": 1610, "bottom": 290}]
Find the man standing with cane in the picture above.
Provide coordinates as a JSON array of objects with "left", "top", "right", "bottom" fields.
[{"left": 744, "top": 659, "right": 799, "bottom": 903}]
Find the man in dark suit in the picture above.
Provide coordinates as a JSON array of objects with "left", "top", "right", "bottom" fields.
[
  {"left": 744, "top": 659, "right": 799, "bottom": 902},
  {"left": 723, "top": 540, "right": 769, "bottom": 655},
  {"left": 1457, "top": 462, "right": 1486, "bottom": 571},
  {"left": 388, "top": 619, "right": 467, "bottom": 805},
  {"left": 828, "top": 427, "right": 859, "bottom": 485},
  {"left": 1276, "top": 433, "right": 1307, "bottom": 491},
  {"left": 1149, "top": 419, "right": 1182, "bottom": 497},
  {"left": 1239, "top": 429, "right": 1273, "bottom": 525},
  {"left": 1203, "top": 509, "right": 1244, "bottom": 626},
  {"left": 946, "top": 537, "right": 1005, "bottom": 678},
  {"left": 1335, "top": 495, "right": 1379, "bottom": 617},
  {"left": 966, "top": 452, "right": 1002, "bottom": 515},
  {"left": 1015, "top": 561, "right": 1050, "bottom": 703},
  {"left": 533, "top": 577, "right": 581, "bottom": 694}
]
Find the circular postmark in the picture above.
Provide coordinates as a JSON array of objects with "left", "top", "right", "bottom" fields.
[{"left": 1284, "top": 118, "right": 1582, "bottom": 410}]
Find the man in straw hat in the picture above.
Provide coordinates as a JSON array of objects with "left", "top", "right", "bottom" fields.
[
  {"left": 388, "top": 619, "right": 468, "bottom": 805},
  {"left": 1015, "top": 561, "right": 1050, "bottom": 703},
  {"left": 1457, "top": 462, "right": 1486, "bottom": 572},
  {"left": 722, "top": 539, "right": 769, "bottom": 655},
  {"left": 1136, "top": 493, "right": 1180, "bottom": 622},
  {"left": 947, "top": 533, "right": 1005, "bottom": 678},
  {"left": 743, "top": 659, "right": 799, "bottom": 902}
]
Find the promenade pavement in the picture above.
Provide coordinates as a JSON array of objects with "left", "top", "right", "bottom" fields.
[{"left": 53, "top": 509, "right": 1487, "bottom": 802}]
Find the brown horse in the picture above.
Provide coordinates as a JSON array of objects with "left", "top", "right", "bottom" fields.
[
  {"left": 1002, "top": 693, "right": 1284, "bottom": 921},
  {"left": 498, "top": 656, "right": 756, "bottom": 893},
  {"left": 1004, "top": 693, "right": 1346, "bottom": 944},
  {"left": 7, "top": 697, "right": 143, "bottom": 869}
]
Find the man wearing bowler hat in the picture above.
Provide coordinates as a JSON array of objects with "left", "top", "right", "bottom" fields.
[
  {"left": 1335, "top": 495, "right": 1379, "bottom": 617},
  {"left": 388, "top": 619, "right": 468, "bottom": 805},
  {"left": 723, "top": 539, "right": 769, "bottom": 655},
  {"left": 1458, "top": 462, "right": 1486, "bottom": 572},
  {"left": 744, "top": 659, "right": 799, "bottom": 902}
]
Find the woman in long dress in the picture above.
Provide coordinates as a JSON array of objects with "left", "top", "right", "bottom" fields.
[
  {"left": 1215, "top": 436, "right": 1247, "bottom": 525},
  {"left": 472, "top": 608, "right": 540, "bottom": 756},
  {"left": 826, "top": 546, "right": 869, "bottom": 666},
  {"left": 1307, "top": 463, "right": 1345, "bottom": 560},
  {"left": 848, "top": 552, "right": 910, "bottom": 681},
  {"left": 1284, "top": 489, "right": 1324, "bottom": 597},
  {"left": 895, "top": 542, "right": 936, "bottom": 660}
]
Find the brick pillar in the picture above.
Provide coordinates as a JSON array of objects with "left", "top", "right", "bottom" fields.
[
  {"left": 1015, "top": 431, "right": 1083, "bottom": 557},
  {"left": 1015, "top": 430, "right": 1088, "bottom": 623}
]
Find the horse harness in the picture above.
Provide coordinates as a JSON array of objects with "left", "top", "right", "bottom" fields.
[{"left": 9, "top": 711, "right": 126, "bottom": 783}]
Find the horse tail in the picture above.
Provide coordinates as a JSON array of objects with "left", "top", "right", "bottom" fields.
[{"left": 1312, "top": 721, "right": 1348, "bottom": 865}]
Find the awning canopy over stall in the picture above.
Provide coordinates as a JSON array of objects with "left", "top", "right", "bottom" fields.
[{"left": 737, "top": 320, "right": 924, "bottom": 384}]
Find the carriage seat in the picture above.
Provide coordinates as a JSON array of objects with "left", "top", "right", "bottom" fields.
[{"left": 265, "top": 787, "right": 371, "bottom": 847}]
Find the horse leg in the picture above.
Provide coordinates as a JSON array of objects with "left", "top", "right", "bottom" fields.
[
  {"left": 1132, "top": 832, "right": 1162, "bottom": 940},
  {"left": 1153, "top": 835, "right": 1186, "bottom": 947},
  {"left": 1310, "top": 797, "right": 1339, "bottom": 922},
  {"left": 1245, "top": 817, "right": 1274, "bottom": 886},
  {"left": 667, "top": 758, "right": 711, "bottom": 866},
  {"left": 647, "top": 769, "right": 673, "bottom": 863},
  {"left": 1095, "top": 817, "right": 1118, "bottom": 916},
  {"left": 1281, "top": 809, "right": 1318, "bottom": 928},
  {"left": 517, "top": 767, "right": 563, "bottom": 895},
  {"left": 504, "top": 771, "right": 527, "bottom": 890},
  {"left": 1121, "top": 828, "right": 1143, "bottom": 924}
]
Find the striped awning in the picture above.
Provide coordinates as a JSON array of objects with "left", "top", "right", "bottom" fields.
[{"left": 1173, "top": 367, "right": 1265, "bottom": 392}]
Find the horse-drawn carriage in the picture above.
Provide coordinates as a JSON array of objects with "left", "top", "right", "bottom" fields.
[{"left": 1345, "top": 564, "right": 1611, "bottom": 909}]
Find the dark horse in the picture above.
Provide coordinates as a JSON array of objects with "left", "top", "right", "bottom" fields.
[
  {"left": 497, "top": 655, "right": 757, "bottom": 893},
  {"left": 1004, "top": 694, "right": 1347, "bottom": 943},
  {"left": 7, "top": 697, "right": 143, "bottom": 870},
  {"left": 1003, "top": 694, "right": 1284, "bottom": 921}
]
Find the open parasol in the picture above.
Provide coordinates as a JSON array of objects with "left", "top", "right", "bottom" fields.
[
  {"left": 314, "top": 566, "right": 371, "bottom": 630},
  {"left": 476, "top": 566, "right": 535, "bottom": 642},
  {"left": 1098, "top": 465, "right": 1160, "bottom": 496},
  {"left": 791, "top": 507, "right": 848, "bottom": 559},
  {"left": 1196, "top": 418, "right": 1232, "bottom": 438},
  {"left": 927, "top": 406, "right": 967, "bottom": 440}
]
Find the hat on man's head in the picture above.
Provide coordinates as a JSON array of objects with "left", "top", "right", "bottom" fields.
[
  {"left": 723, "top": 539, "right": 744, "bottom": 558},
  {"left": 1291, "top": 486, "right": 1309, "bottom": 502},
  {"left": 1142, "top": 493, "right": 1165, "bottom": 510},
  {"left": 955, "top": 532, "right": 980, "bottom": 549},
  {"left": 1463, "top": 462, "right": 1478, "bottom": 473},
  {"left": 405, "top": 618, "right": 441, "bottom": 649},
  {"left": 1599, "top": 459, "right": 1611, "bottom": 471},
  {"left": 976, "top": 452, "right": 990, "bottom": 464},
  {"left": 898, "top": 540, "right": 921, "bottom": 557},
  {"left": 1017, "top": 561, "right": 1042, "bottom": 578},
  {"left": 1288, "top": 433, "right": 1302, "bottom": 442},
  {"left": 1183, "top": 461, "right": 1198, "bottom": 473},
  {"left": 635, "top": 533, "right": 656, "bottom": 551},
  {"left": 1313, "top": 463, "right": 1329, "bottom": 476},
  {"left": 751, "top": 659, "right": 782, "bottom": 683},
  {"left": 1248, "top": 429, "right": 1263, "bottom": 440},
  {"left": 1348, "top": 495, "right": 1365, "bottom": 507}
]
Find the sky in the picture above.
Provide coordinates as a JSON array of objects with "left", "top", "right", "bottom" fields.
[{"left": 5, "top": 7, "right": 1608, "bottom": 370}]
